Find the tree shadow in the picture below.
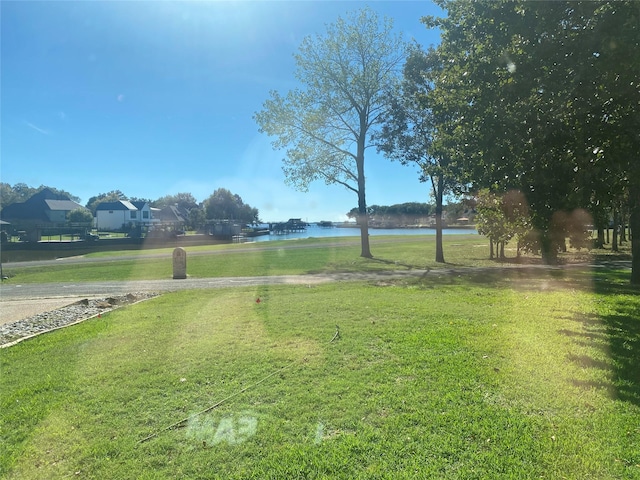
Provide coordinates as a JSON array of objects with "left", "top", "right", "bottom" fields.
[
  {"left": 597, "top": 307, "right": 640, "bottom": 406},
  {"left": 367, "top": 257, "right": 426, "bottom": 270},
  {"left": 396, "top": 263, "right": 640, "bottom": 406},
  {"left": 566, "top": 353, "right": 615, "bottom": 372}
]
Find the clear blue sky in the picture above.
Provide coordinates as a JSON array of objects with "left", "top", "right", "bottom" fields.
[{"left": 1, "top": 1, "right": 443, "bottom": 222}]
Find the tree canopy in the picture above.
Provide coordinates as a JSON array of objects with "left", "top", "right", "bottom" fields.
[
  {"left": 1, "top": 183, "right": 80, "bottom": 208},
  {"left": 152, "top": 193, "right": 199, "bottom": 211},
  {"left": 347, "top": 202, "right": 433, "bottom": 227},
  {"left": 203, "top": 188, "right": 258, "bottom": 224},
  {"left": 85, "top": 190, "right": 129, "bottom": 215},
  {"left": 254, "top": 7, "right": 407, "bottom": 258},
  {"left": 67, "top": 208, "right": 94, "bottom": 225},
  {"left": 376, "top": 46, "right": 457, "bottom": 263},
  {"left": 423, "top": 0, "right": 640, "bottom": 281}
]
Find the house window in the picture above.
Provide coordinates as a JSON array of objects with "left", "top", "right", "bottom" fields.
[
  {"left": 143, "top": 211, "right": 149, "bottom": 219},
  {"left": 130, "top": 211, "right": 137, "bottom": 219}
]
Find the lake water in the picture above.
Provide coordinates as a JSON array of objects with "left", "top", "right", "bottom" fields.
[{"left": 250, "top": 224, "right": 478, "bottom": 242}]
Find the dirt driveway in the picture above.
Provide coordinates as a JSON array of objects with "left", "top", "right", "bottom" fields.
[
  {"left": 0, "top": 297, "right": 105, "bottom": 326},
  {"left": 0, "top": 270, "right": 429, "bottom": 325}
]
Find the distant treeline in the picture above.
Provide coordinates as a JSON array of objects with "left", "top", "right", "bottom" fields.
[{"left": 346, "top": 202, "right": 470, "bottom": 227}]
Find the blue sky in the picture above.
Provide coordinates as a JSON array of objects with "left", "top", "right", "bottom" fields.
[{"left": 1, "top": 1, "right": 443, "bottom": 222}]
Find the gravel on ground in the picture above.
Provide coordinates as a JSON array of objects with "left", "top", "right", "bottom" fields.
[{"left": 0, "top": 292, "right": 159, "bottom": 348}]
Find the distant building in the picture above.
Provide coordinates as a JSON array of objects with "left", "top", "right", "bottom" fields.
[
  {"left": 154, "top": 205, "right": 190, "bottom": 228},
  {"left": 131, "top": 201, "right": 154, "bottom": 225},
  {"left": 0, "top": 188, "right": 87, "bottom": 241},
  {"left": 95, "top": 200, "right": 139, "bottom": 231}
]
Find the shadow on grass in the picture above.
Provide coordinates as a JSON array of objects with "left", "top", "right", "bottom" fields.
[
  {"left": 596, "top": 302, "right": 640, "bottom": 406},
  {"left": 398, "top": 263, "right": 640, "bottom": 407},
  {"left": 556, "top": 272, "right": 640, "bottom": 407},
  {"left": 367, "top": 257, "right": 425, "bottom": 270}
]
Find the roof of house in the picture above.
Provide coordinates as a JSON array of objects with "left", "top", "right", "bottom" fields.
[
  {"left": 155, "top": 205, "right": 189, "bottom": 223},
  {"left": 0, "top": 188, "right": 85, "bottom": 222},
  {"left": 95, "top": 200, "right": 137, "bottom": 211},
  {"left": 45, "top": 199, "right": 84, "bottom": 211},
  {"left": 131, "top": 201, "right": 149, "bottom": 210}
]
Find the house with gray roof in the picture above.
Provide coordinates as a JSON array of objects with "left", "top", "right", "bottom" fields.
[
  {"left": 0, "top": 188, "right": 87, "bottom": 241},
  {"left": 131, "top": 201, "right": 154, "bottom": 225},
  {"left": 155, "top": 205, "right": 190, "bottom": 226}
]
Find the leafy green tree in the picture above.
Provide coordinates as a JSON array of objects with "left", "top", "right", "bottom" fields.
[
  {"left": 67, "top": 208, "right": 94, "bottom": 225},
  {"left": 475, "top": 190, "right": 530, "bottom": 260},
  {"left": 129, "top": 197, "right": 153, "bottom": 205},
  {"left": 203, "top": 188, "right": 258, "bottom": 224},
  {"left": 254, "top": 7, "right": 407, "bottom": 258},
  {"left": 86, "top": 190, "right": 128, "bottom": 215},
  {"left": 424, "top": 1, "right": 640, "bottom": 281},
  {"left": 376, "top": 46, "right": 457, "bottom": 263},
  {"left": 188, "top": 207, "right": 207, "bottom": 231},
  {"left": 152, "top": 193, "right": 199, "bottom": 211}
]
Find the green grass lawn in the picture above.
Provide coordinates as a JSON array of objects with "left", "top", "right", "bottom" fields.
[
  {"left": 1, "top": 235, "right": 578, "bottom": 283},
  {"left": 1, "top": 267, "right": 639, "bottom": 479}
]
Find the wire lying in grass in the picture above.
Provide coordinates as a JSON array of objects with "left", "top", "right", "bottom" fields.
[{"left": 138, "top": 324, "right": 341, "bottom": 444}]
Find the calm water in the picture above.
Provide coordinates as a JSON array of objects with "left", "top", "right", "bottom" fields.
[{"left": 250, "top": 224, "right": 478, "bottom": 242}]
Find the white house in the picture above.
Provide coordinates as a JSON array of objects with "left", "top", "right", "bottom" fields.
[
  {"left": 131, "top": 201, "right": 155, "bottom": 226},
  {"left": 95, "top": 200, "right": 139, "bottom": 231}
]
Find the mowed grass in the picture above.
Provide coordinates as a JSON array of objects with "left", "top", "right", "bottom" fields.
[
  {"left": 2, "top": 235, "right": 548, "bottom": 283},
  {"left": 2, "top": 269, "right": 639, "bottom": 479}
]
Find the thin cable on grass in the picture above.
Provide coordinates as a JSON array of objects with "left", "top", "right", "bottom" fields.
[
  {"left": 330, "top": 324, "right": 340, "bottom": 342},
  {"left": 138, "top": 324, "right": 341, "bottom": 444}
]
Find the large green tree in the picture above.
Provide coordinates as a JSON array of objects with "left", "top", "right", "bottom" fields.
[
  {"left": 254, "top": 8, "right": 406, "bottom": 258},
  {"left": 67, "top": 208, "right": 94, "bottom": 225},
  {"left": 424, "top": 1, "right": 640, "bottom": 281},
  {"left": 152, "top": 192, "right": 199, "bottom": 211},
  {"left": 203, "top": 188, "right": 258, "bottom": 224},
  {"left": 376, "top": 46, "right": 456, "bottom": 263}
]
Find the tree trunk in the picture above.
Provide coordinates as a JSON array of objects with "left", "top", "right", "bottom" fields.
[
  {"left": 612, "top": 210, "right": 619, "bottom": 252},
  {"left": 596, "top": 227, "right": 605, "bottom": 248},
  {"left": 540, "top": 232, "right": 558, "bottom": 265},
  {"left": 358, "top": 211, "right": 371, "bottom": 258},
  {"left": 489, "top": 238, "right": 494, "bottom": 259},
  {"left": 500, "top": 241, "right": 505, "bottom": 259},
  {"left": 356, "top": 120, "right": 372, "bottom": 258},
  {"left": 434, "top": 176, "right": 445, "bottom": 263},
  {"left": 631, "top": 194, "right": 640, "bottom": 285}
]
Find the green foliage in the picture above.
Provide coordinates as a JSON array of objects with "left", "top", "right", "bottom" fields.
[
  {"left": 0, "top": 183, "right": 81, "bottom": 208},
  {"left": 424, "top": 1, "right": 640, "bottom": 271},
  {"left": 188, "top": 207, "right": 207, "bottom": 230},
  {"left": 66, "top": 208, "right": 94, "bottom": 225},
  {"left": 85, "top": 190, "right": 129, "bottom": 215},
  {"left": 152, "top": 192, "right": 198, "bottom": 211},
  {"left": 203, "top": 188, "right": 258, "bottom": 223},
  {"left": 474, "top": 190, "right": 531, "bottom": 258},
  {"left": 376, "top": 45, "right": 461, "bottom": 262},
  {"left": 254, "top": 7, "right": 407, "bottom": 258},
  {"left": 347, "top": 203, "right": 434, "bottom": 226}
]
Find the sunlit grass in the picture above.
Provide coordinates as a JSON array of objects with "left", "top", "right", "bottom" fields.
[
  {"left": 1, "top": 269, "right": 639, "bottom": 479},
  {"left": 2, "top": 235, "right": 563, "bottom": 284}
]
